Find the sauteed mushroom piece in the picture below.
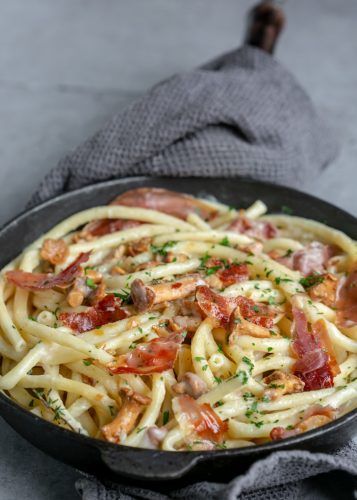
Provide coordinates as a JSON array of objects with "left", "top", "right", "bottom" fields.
[
  {"left": 102, "top": 388, "right": 151, "bottom": 443},
  {"left": 263, "top": 370, "right": 304, "bottom": 400},
  {"left": 131, "top": 274, "right": 205, "bottom": 312},
  {"left": 173, "top": 372, "right": 208, "bottom": 399}
]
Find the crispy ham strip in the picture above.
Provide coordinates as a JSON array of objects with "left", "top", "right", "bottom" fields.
[
  {"left": 60, "top": 294, "right": 127, "bottom": 333},
  {"left": 197, "top": 286, "right": 277, "bottom": 331},
  {"left": 112, "top": 187, "right": 218, "bottom": 221},
  {"left": 6, "top": 252, "right": 90, "bottom": 291},
  {"left": 270, "top": 405, "right": 336, "bottom": 440},
  {"left": 102, "top": 388, "right": 151, "bottom": 443},
  {"left": 107, "top": 333, "right": 184, "bottom": 374},
  {"left": 81, "top": 188, "right": 218, "bottom": 238},
  {"left": 131, "top": 274, "right": 205, "bottom": 312},
  {"left": 196, "top": 286, "right": 240, "bottom": 327},
  {"left": 292, "top": 308, "right": 339, "bottom": 390},
  {"left": 81, "top": 219, "right": 141, "bottom": 239},
  {"left": 172, "top": 395, "right": 228, "bottom": 444}
]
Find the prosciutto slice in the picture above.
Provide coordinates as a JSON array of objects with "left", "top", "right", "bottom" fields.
[
  {"left": 172, "top": 394, "right": 228, "bottom": 444},
  {"left": 292, "top": 308, "right": 338, "bottom": 390},
  {"left": 197, "top": 286, "right": 275, "bottom": 328},
  {"left": 60, "top": 294, "right": 127, "bottom": 333},
  {"left": 228, "top": 217, "right": 278, "bottom": 240},
  {"left": 336, "top": 263, "right": 357, "bottom": 327},
  {"left": 196, "top": 286, "right": 240, "bottom": 327},
  {"left": 81, "top": 188, "right": 217, "bottom": 238},
  {"left": 107, "top": 333, "right": 184, "bottom": 374},
  {"left": 270, "top": 404, "right": 336, "bottom": 440},
  {"left": 216, "top": 263, "right": 249, "bottom": 287},
  {"left": 82, "top": 219, "right": 141, "bottom": 238},
  {"left": 276, "top": 242, "right": 336, "bottom": 276},
  {"left": 235, "top": 296, "right": 276, "bottom": 328},
  {"left": 6, "top": 252, "right": 90, "bottom": 291},
  {"left": 111, "top": 187, "right": 217, "bottom": 221}
]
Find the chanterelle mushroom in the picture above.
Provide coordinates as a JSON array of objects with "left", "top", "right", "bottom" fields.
[
  {"left": 131, "top": 274, "right": 205, "bottom": 312},
  {"left": 263, "top": 370, "right": 304, "bottom": 400},
  {"left": 40, "top": 238, "right": 69, "bottom": 265},
  {"left": 101, "top": 388, "right": 151, "bottom": 443},
  {"left": 173, "top": 372, "right": 208, "bottom": 399}
]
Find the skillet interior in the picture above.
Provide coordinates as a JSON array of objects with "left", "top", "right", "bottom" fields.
[{"left": 0, "top": 176, "right": 356, "bottom": 486}]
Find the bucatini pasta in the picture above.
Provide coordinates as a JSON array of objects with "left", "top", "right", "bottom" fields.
[{"left": 1, "top": 187, "right": 357, "bottom": 451}]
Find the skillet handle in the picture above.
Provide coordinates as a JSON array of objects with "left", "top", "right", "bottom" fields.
[{"left": 100, "top": 447, "right": 200, "bottom": 480}]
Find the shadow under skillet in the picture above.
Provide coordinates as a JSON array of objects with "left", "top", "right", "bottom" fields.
[{"left": 0, "top": 418, "right": 80, "bottom": 500}]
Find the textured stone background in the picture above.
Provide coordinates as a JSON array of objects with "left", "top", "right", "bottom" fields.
[{"left": 0, "top": 1, "right": 356, "bottom": 498}]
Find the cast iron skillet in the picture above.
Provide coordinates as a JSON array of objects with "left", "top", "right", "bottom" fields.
[{"left": 0, "top": 176, "right": 356, "bottom": 487}]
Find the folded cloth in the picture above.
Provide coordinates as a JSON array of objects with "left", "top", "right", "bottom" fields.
[
  {"left": 30, "top": 45, "right": 337, "bottom": 208},
  {"left": 30, "top": 45, "right": 354, "bottom": 499},
  {"left": 75, "top": 445, "right": 357, "bottom": 500}
]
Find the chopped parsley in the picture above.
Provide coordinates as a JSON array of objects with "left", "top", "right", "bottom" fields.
[
  {"left": 281, "top": 205, "right": 293, "bottom": 215},
  {"left": 214, "top": 376, "right": 222, "bottom": 384},
  {"left": 299, "top": 273, "right": 325, "bottom": 289},
  {"left": 219, "top": 236, "right": 230, "bottom": 247},
  {"left": 163, "top": 410, "right": 170, "bottom": 425},
  {"left": 113, "top": 288, "right": 131, "bottom": 303},
  {"left": 53, "top": 405, "right": 65, "bottom": 422},
  {"left": 245, "top": 400, "right": 258, "bottom": 418},
  {"left": 136, "top": 426, "right": 147, "bottom": 434},
  {"left": 83, "top": 359, "right": 93, "bottom": 366},
  {"left": 85, "top": 277, "right": 97, "bottom": 289},
  {"left": 150, "top": 241, "right": 176, "bottom": 257},
  {"left": 274, "top": 277, "right": 293, "bottom": 285},
  {"left": 236, "top": 370, "right": 249, "bottom": 385},
  {"left": 242, "top": 356, "right": 254, "bottom": 374},
  {"left": 206, "top": 266, "right": 221, "bottom": 276}
]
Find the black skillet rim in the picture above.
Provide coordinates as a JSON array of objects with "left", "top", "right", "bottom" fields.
[{"left": 0, "top": 175, "right": 356, "bottom": 474}]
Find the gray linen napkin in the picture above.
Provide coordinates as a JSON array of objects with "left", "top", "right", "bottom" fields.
[
  {"left": 30, "top": 45, "right": 336, "bottom": 208},
  {"left": 29, "top": 45, "right": 355, "bottom": 499}
]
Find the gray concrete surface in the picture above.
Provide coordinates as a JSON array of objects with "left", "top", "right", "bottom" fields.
[{"left": 0, "top": 0, "right": 356, "bottom": 498}]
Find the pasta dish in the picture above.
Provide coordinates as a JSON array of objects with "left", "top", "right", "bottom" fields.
[{"left": 0, "top": 187, "right": 356, "bottom": 451}]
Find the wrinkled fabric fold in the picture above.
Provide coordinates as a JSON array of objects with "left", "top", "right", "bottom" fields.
[
  {"left": 75, "top": 443, "right": 357, "bottom": 500},
  {"left": 29, "top": 46, "right": 337, "bottom": 208}
]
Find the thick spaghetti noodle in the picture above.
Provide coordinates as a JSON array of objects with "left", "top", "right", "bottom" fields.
[{"left": 0, "top": 187, "right": 356, "bottom": 451}]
